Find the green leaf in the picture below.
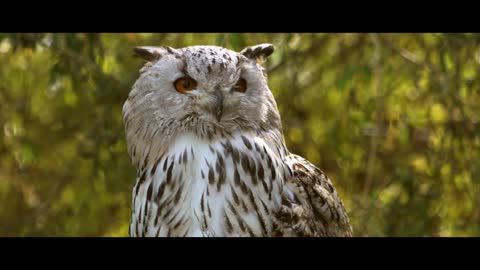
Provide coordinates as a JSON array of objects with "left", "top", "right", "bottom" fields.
[{"left": 335, "top": 65, "right": 356, "bottom": 90}]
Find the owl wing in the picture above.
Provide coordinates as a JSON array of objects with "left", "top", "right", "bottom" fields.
[{"left": 274, "top": 154, "right": 353, "bottom": 237}]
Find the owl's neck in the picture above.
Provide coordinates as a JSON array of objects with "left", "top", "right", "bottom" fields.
[
  {"left": 126, "top": 113, "right": 285, "bottom": 171},
  {"left": 129, "top": 132, "right": 290, "bottom": 236}
]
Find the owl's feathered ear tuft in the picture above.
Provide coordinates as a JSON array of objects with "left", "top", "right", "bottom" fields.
[
  {"left": 240, "top": 44, "right": 275, "bottom": 61},
  {"left": 133, "top": 46, "right": 176, "bottom": 62}
]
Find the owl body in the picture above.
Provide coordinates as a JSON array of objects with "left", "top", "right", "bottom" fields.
[
  {"left": 124, "top": 44, "right": 353, "bottom": 237},
  {"left": 130, "top": 132, "right": 288, "bottom": 236}
]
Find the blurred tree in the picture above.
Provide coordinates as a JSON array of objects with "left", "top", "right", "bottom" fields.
[{"left": 0, "top": 33, "right": 479, "bottom": 236}]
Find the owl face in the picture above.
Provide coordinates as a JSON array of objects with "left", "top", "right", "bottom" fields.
[{"left": 125, "top": 45, "right": 280, "bottom": 137}]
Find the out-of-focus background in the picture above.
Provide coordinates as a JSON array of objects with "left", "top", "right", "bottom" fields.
[{"left": 0, "top": 33, "right": 479, "bottom": 236}]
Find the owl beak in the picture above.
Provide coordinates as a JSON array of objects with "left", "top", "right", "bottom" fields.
[{"left": 213, "top": 88, "right": 224, "bottom": 121}]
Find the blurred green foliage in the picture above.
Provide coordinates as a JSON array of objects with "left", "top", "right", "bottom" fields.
[{"left": 0, "top": 33, "right": 479, "bottom": 236}]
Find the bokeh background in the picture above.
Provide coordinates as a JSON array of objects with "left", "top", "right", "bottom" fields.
[{"left": 0, "top": 33, "right": 479, "bottom": 236}]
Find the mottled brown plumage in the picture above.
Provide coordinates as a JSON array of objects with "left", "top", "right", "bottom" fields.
[
  {"left": 275, "top": 154, "right": 352, "bottom": 236},
  {"left": 123, "top": 43, "right": 352, "bottom": 237}
]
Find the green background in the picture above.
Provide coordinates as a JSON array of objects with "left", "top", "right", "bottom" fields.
[{"left": 0, "top": 33, "right": 479, "bottom": 236}]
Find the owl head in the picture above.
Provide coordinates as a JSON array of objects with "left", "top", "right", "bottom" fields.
[{"left": 123, "top": 44, "right": 283, "bottom": 164}]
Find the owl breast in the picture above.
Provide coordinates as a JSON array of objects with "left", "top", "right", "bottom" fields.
[{"left": 130, "top": 132, "right": 289, "bottom": 237}]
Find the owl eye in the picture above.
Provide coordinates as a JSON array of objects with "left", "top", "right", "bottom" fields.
[
  {"left": 174, "top": 76, "right": 197, "bottom": 93},
  {"left": 233, "top": 78, "right": 247, "bottom": 93}
]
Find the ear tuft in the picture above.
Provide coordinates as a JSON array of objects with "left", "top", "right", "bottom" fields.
[{"left": 240, "top": 43, "right": 275, "bottom": 60}]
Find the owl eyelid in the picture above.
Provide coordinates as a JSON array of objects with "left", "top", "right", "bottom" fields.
[{"left": 174, "top": 74, "right": 194, "bottom": 82}]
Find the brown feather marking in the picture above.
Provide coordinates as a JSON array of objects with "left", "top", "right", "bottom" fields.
[
  {"left": 156, "top": 182, "right": 166, "bottom": 203},
  {"left": 173, "top": 184, "right": 183, "bottom": 204},
  {"left": 136, "top": 219, "right": 140, "bottom": 237},
  {"left": 215, "top": 151, "right": 226, "bottom": 191},
  {"left": 230, "top": 184, "right": 240, "bottom": 205},
  {"left": 248, "top": 189, "right": 259, "bottom": 213},
  {"left": 163, "top": 156, "right": 169, "bottom": 171},
  {"left": 226, "top": 199, "right": 238, "bottom": 216},
  {"left": 162, "top": 207, "right": 173, "bottom": 220},
  {"left": 183, "top": 148, "right": 188, "bottom": 164},
  {"left": 166, "top": 209, "right": 180, "bottom": 225},
  {"left": 234, "top": 167, "right": 241, "bottom": 186},
  {"left": 241, "top": 153, "right": 250, "bottom": 176},
  {"left": 256, "top": 208, "right": 268, "bottom": 236},
  {"left": 241, "top": 135, "right": 252, "bottom": 150},
  {"left": 151, "top": 154, "right": 163, "bottom": 176},
  {"left": 237, "top": 215, "right": 247, "bottom": 232},
  {"left": 260, "top": 198, "right": 270, "bottom": 214},
  {"left": 231, "top": 145, "right": 240, "bottom": 164},
  {"left": 224, "top": 211, "right": 233, "bottom": 234},
  {"left": 208, "top": 163, "right": 215, "bottom": 185},
  {"left": 207, "top": 201, "right": 212, "bottom": 218},
  {"left": 250, "top": 159, "right": 257, "bottom": 185},
  {"left": 146, "top": 181, "right": 153, "bottom": 202},
  {"left": 166, "top": 161, "right": 174, "bottom": 184}
]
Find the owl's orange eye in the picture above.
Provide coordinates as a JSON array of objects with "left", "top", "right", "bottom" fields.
[
  {"left": 233, "top": 78, "right": 247, "bottom": 93},
  {"left": 174, "top": 76, "right": 197, "bottom": 93}
]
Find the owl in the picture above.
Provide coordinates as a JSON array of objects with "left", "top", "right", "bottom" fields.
[{"left": 122, "top": 43, "right": 353, "bottom": 237}]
